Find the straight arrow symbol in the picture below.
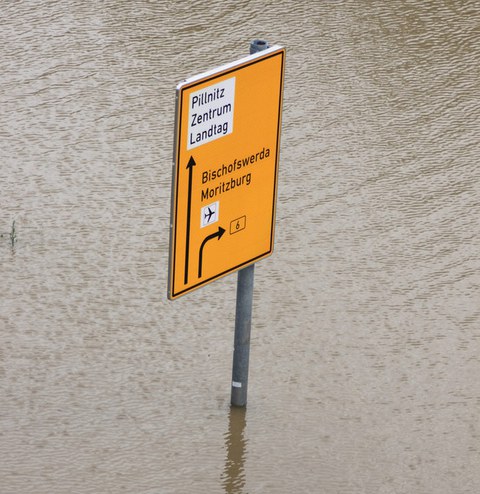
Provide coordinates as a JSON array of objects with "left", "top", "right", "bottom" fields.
[
  {"left": 184, "top": 155, "right": 196, "bottom": 285},
  {"left": 198, "top": 226, "right": 226, "bottom": 278}
]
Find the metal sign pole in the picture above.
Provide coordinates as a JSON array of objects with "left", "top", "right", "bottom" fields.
[
  {"left": 231, "top": 263, "right": 255, "bottom": 407},
  {"left": 230, "top": 39, "right": 270, "bottom": 407}
]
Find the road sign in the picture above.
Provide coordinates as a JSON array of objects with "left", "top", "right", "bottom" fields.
[{"left": 168, "top": 45, "right": 285, "bottom": 299}]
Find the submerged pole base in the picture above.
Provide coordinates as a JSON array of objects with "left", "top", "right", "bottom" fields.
[{"left": 230, "top": 264, "right": 255, "bottom": 407}]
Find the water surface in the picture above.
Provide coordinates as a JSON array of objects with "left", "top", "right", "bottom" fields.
[{"left": 1, "top": 1, "right": 479, "bottom": 493}]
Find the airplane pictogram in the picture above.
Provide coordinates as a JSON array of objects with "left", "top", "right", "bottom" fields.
[
  {"left": 201, "top": 201, "right": 219, "bottom": 228},
  {"left": 204, "top": 207, "right": 215, "bottom": 223}
]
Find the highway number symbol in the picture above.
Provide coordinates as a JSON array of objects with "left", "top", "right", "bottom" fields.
[{"left": 230, "top": 216, "right": 246, "bottom": 235}]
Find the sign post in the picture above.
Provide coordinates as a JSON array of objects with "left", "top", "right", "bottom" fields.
[
  {"left": 230, "top": 39, "right": 272, "bottom": 407},
  {"left": 168, "top": 40, "right": 285, "bottom": 406}
]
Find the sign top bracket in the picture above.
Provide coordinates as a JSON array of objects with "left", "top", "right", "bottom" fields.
[{"left": 176, "top": 45, "right": 285, "bottom": 91}]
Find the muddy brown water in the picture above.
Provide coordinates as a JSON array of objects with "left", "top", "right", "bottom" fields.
[{"left": 1, "top": 1, "right": 479, "bottom": 493}]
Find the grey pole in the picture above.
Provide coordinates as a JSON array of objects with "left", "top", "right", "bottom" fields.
[
  {"left": 249, "top": 39, "right": 270, "bottom": 54},
  {"left": 231, "top": 263, "right": 255, "bottom": 407},
  {"left": 230, "top": 39, "right": 270, "bottom": 407}
]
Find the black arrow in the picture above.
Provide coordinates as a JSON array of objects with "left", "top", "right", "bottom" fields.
[
  {"left": 184, "top": 156, "right": 196, "bottom": 285},
  {"left": 198, "top": 226, "right": 226, "bottom": 278}
]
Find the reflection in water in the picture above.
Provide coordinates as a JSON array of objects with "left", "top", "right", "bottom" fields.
[{"left": 222, "top": 407, "right": 247, "bottom": 494}]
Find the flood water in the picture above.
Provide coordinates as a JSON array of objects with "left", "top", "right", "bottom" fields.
[{"left": 1, "top": 1, "right": 479, "bottom": 493}]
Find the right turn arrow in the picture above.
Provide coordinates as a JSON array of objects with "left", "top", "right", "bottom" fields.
[{"left": 198, "top": 226, "right": 226, "bottom": 278}]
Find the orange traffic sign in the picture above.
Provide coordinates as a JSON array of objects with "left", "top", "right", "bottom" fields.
[{"left": 168, "top": 46, "right": 285, "bottom": 299}]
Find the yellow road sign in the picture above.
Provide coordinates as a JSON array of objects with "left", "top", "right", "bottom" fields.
[{"left": 168, "top": 46, "right": 285, "bottom": 299}]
